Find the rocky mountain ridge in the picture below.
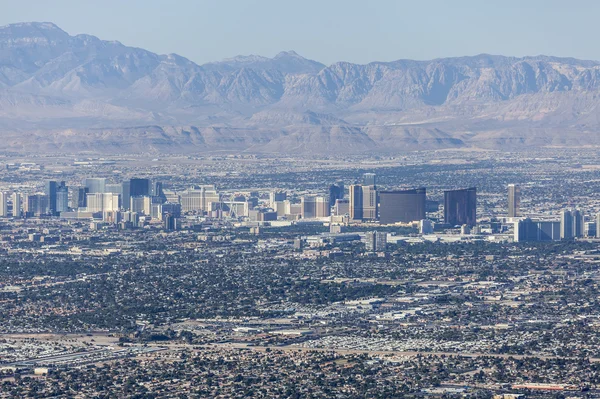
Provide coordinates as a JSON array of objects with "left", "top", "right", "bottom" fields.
[{"left": 2, "top": 22, "right": 600, "bottom": 154}]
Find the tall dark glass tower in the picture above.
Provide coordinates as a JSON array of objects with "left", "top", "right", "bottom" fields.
[
  {"left": 444, "top": 187, "right": 477, "bottom": 226},
  {"left": 45, "top": 181, "right": 58, "bottom": 215},
  {"left": 379, "top": 188, "right": 426, "bottom": 224},
  {"left": 129, "top": 178, "right": 151, "bottom": 197},
  {"left": 328, "top": 182, "right": 344, "bottom": 207}
]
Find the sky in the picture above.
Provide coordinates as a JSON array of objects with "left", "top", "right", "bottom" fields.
[{"left": 1, "top": 0, "right": 598, "bottom": 65}]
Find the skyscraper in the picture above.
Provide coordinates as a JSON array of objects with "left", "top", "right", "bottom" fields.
[
  {"left": 180, "top": 186, "right": 219, "bottom": 213},
  {"left": 349, "top": 185, "right": 363, "bottom": 221},
  {"left": 56, "top": 183, "right": 69, "bottom": 214},
  {"left": 72, "top": 186, "right": 89, "bottom": 209},
  {"left": 11, "top": 192, "right": 21, "bottom": 218},
  {"left": 84, "top": 178, "right": 106, "bottom": 194},
  {"left": 45, "top": 181, "right": 58, "bottom": 215},
  {"left": 361, "top": 185, "right": 378, "bottom": 220},
  {"left": 444, "top": 187, "right": 477, "bottom": 226},
  {"left": 301, "top": 196, "right": 317, "bottom": 219},
  {"left": 328, "top": 183, "right": 344, "bottom": 207},
  {"left": 269, "top": 191, "right": 287, "bottom": 206},
  {"left": 25, "top": 194, "right": 48, "bottom": 217},
  {"left": 0, "top": 192, "right": 7, "bottom": 217},
  {"left": 363, "top": 173, "right": 376, "bottom": 188},
  {"left": 508, "top": 184, "right": 520, "bottom": 218},
  {"left": 561, "top": 209, "right": 584, "bottom": 239},
  {"left": 86, "top": 193, "right": 120, "bottom": 213},
  {"left": 129, "top": 178, "right": 151, "bottom": 197},
  {"left": 379, "top": 188, "right": 426, "bottom": 224}
]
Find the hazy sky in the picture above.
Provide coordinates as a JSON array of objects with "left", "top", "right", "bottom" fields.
[{"left": 1, "top": 0, "right": 598, "bottom": 65}]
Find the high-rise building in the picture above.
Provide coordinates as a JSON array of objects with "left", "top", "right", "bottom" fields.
[
  {"left": 11, "top": 193, "right": 22, "bottom": 218},
  {"left": 363, "top": 173, "right": 376, "bottom": 188},
  {"left": 180, "top": 186, "right": 219, "bottom": 213},
  {"left": 56, "top": 183, "right": 69, "bottom": 214},
  {"left": 86, "top": 193, "right": 120, "bottom": 213},
  {"left": 152, "top": 181, "right": 167, "bottom": 203},
  {"left": 164, "top": 214, "right": 178, "bottom": 231},
  {"left": 45, "top": 181, "right": 58, "bottom": 215},
  {"left": 269, "top": 191, "right": 287, "bottom": 206},
  {"left": 84, "top": 178, "right": 106, "bottom": 194},
  {"left": 365, "top": 231, "right": 386, "bottom": 252},
  {"left": 328, "top": 183, "right": 344, "bottom": 207},
  {"left": 514, "top": 219, "right": 561, "bottom": 242},
  {"left": 129, "top": 178, "right": 151, "bottom": 197},
  {"left": 349, "top": 185, "right": 363, "bottom": 221},
  {"left": 560, "top": 209, "right": 584, "bottom": 239},
  {"left": 25, "top": 194, "right": 48, "bottom": 217},
  {"left": 361, "top": 185, "right": 378, "bottom": 220},
  {"left": 508, "top": 184, "right": 520, "bottom": 218},
  {"left": 444, "top": 187, "right": 477, "bottom": 226},
  {"left": 130, "top": 196, "right": 152, "bottom": 215},
  {"left": 585, "top": 221, "right": 597, "bottom": 238},
  {"left": 596, "top": 214, "right": 600, "bottom": 239},
  {"left": 72, "top": 186, "right": 89, "bottom": 209},
  {"left": 122, "top": 180, "right": 131, "bottom": 210},
  {"left": 0, "top": 192, "right": 7, "bottom": 217},
  {"left": 301, "top": 196, "right": 317, "bottom": 219},
  {"left": 315, "top": 196, "right": 330, "bottom": 218},
  {"left": 379, "top": 188, "right": 426, "bottom": 224},
  {"left": 334, "top": 199, "right": 350, "bottom": 216}
]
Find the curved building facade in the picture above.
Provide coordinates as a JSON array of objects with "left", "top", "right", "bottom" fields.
[{"left": 379, "top": 188, "right": 426, "bottom": 224}]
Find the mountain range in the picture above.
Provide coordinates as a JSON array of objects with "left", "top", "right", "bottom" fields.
[{"left": 2, "top": 22, "right": 600, "bottom": 154}]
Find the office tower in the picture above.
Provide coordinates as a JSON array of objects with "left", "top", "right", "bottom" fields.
[
  {"left": 444, "top": 187, "right": 477, "bottom": 226},
  {"left": 365, "top": 231, "right": 386, "bottom": 252},
  {"left": 349, "top": 185, "right": 363, "bottom": 220},
  {"left": 129, "top": 178, "right": 151, "bottom": 197},
  {"left": 269, "top": 191, "right": 287, "bottom": 206},
  {"left": 597, "top": 213, "right": 600, "bottom": 239},
  {"left": 0, "top": 192, "right": 7, "bottom": 217},
  {"left": 45, "top": 181, "right": 58, "bottom": 215},
  {"left": 315, "top": 196, "right": 330, "bottom": 218},
  {"left": 301, "top": 196, "right": 317, "bottom": 219},
  {"left": 130, "top": 196, "right": 152, "bottom": 215},
  {"left": 362, "top": 185, "right": 378, "bottom": 220},
  {"left": 363, "top": 173, "right": 376, "bottom": 188},
  {"left": 122, "top": 180, "right": 131, "bottom": 210},
  {"left": 379, "top": 188, "right": 426, "bottom": 224},
  {"left": 180, "top": 186, "right": 219, "bottom": 213},
  {"left": 514, "top": 219, "right": 561, "bottom": 242},
  {"left": 560, "top": 209, "right": 584, "bottom": 239},
  {"left": 56, "top": 183, "right": 69, "bottom": 214},
  {"left": 25, "top": 194, "right": 49, "bottom": 217},
  {"left": 86, "top": 193, "right": 120, "bottom": 213},
  {"left": 334, "top": 199, "right": 350, "bottom": 216},
  {"left": 11, "top": 192, "right": 21, "bottom": 218},
  {"left": 72, "top": 186, "right": 89, "bottom": 209},
  {"left": 508, "top": 184, "right": 520, "bottom": 218},
  {"left": 84, "top": 178, "right": 106, "bottom": 194},
  {"left": 328, "top": 183, "right": 344, "bottom": 207}
]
